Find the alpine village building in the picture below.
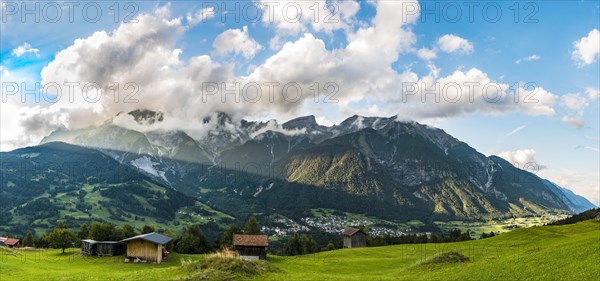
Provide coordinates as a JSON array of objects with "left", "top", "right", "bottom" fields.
[{"left": 233, "top": 234, "right": 269, "bottom": 260}]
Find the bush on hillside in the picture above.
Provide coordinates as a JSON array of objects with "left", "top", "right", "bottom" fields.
[
  {"left": 179, "top": 251, "right": 278, "bottom": 280},
  {"left": 174, "top": 224, "right": 208, "bottom": 254},
  {"left": 417, "top": 251, "right": 469, "bottom": 266}
]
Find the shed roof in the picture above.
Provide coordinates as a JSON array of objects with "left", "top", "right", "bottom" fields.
[
  {"left": 233, "top": 234, "right": 269, "bottom": 247},
  {"left": 343, "top": 228, "right": 365, "bottom": 237},
  {"left": 120, "top": 232, "right": 172, "bottom": 245},
  {"left": 82, "top": 239, "right": 120, "bottom": 244},
  {"left": 4, "top": 238, "right": 20, "bottom": 246}
]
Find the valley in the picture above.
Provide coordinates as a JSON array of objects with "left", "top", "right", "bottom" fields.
[{"left": 1, "top": 112, "right": 594, "bottom": 240}]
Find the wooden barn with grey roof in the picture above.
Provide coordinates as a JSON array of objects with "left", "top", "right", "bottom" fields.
[{"left": 120, "top": 232, "right": 173, "bottom": 263}]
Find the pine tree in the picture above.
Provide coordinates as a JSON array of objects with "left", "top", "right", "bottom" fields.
[
  {"left": 284, "top": 234, "right": 319, "bottom": 256},
  {"left": 162, "top": 228, "right": 177, "bottom": 250},
  {"left": 221, "top": 224, "right": 241, "bottom": 247},
  {"left": 141, "top": 225, "right": 156, "bottom": 234},
  {"left": 23, "top": 231, "right": 34, "bottom": 247},
  {"left": 120, "top": 224, "right": 136, "bottom": 238},
  {"left": 77, "top": 223, "right": 89, "bottom": 240},
  {"left": 244, "top": 216, "right": 261, "bottom": 234},
  {"left": 324, "top": 240, "right": 336, "bottom": 251},
  {"left": 89, "top": 222, "right": 119, "bottom": 241},
  {"left": 284, "top": 234, "right": 302, "bottom": 256},
  {"left": 174, "top": 225, "right": 208, "bottom": 254}
]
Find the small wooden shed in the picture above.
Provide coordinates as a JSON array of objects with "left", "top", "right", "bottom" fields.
[
  {"left": 0, "top": 237, "right": 21, "bottom": 248},
  {"left": 233, "top": 234, "right": 268, "bottom": 260},
  {"left": 81, "top": 240, "right": 125, "bottom": 256},
  {"left": 343, "top": 228, "right": 367, "bottom": 248},
  {"left": 120, "top": 232, "right": 172, "bottom": 264}
]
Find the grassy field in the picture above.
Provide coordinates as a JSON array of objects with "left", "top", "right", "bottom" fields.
[
  {"left": 259, "top": 220, "right": 600, "bottom": 280},
  {"left": 1, "top": 221, "right": 598, "bottom": 280}
]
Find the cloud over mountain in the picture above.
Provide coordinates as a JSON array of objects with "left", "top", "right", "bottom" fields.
[{"left": 2, "top": 2, "right": 563, "bottom": 150}]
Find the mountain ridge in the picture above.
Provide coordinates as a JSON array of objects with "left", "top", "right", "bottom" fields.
[{"left": 6, "top": 112, "right": 592, "bottom": 233}]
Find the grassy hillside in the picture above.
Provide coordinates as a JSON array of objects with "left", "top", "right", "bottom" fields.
[
  {"left": 0, "top": 248, "right": 204, "bottom": 280},
  {"left": 259, "top": 220, "right": 600, "bottom": 281},
  {"left": 0, "top": 142, "right": 235, "bottom": 236},
  {"left": 0, "top": 221, "right": 597, "bottom": 280}
]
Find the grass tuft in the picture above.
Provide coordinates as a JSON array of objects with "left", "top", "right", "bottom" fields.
[
  {"left": 417, "top": 251, "right": 470, "bottom": 266},
  {"left": 178, "top": 249, "right": 278, "bottom": 280}
]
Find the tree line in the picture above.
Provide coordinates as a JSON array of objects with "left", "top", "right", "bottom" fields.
[
  {"left": 367, "top": 228, "right": 474, "bottom": 247},
  {"left": 17, "top": 215, "right": 264, "bottom": 254}
]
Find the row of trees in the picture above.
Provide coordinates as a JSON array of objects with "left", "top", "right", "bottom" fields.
[
  {"left": 480, "top": 231, "right": 497, "bottom": 239},
  {"left": 19, "top": 215, "right": 264, "bottom": 254},
  {"left": 173, "top": 215, "right": 263, "bottom": 254},
  {"left": 17, "top": 217, "right": 476, "bottom": 256},
  {"left": 278, "top": 228, "right": 474, "bottom": 256},
  {"left": 283, "top": 233, "right": 320, "bottom": 256},
  {"left": 367, "top": 228, "right": 473, "bottom": 247},
  {"left": 20, "top": 222, "right": 166, "bottom": 253}
]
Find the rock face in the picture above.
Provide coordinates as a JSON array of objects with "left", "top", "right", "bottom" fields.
[
  {"left": 32, "top": 112, "right": 594, "bottom": 223},
  {"left": 128, "top": 109, "right": 164, "bottom": 125}
]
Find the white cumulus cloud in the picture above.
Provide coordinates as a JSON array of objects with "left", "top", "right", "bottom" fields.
[
  {"left": 561, "top": 115, "right": 585, "bottom": 129},
  {"left": 213, "top": 26, "right": 263, "bottom": 59},
  {"left": 259, "top": 0, "right": 360, "bottom": 35},
  {"left": 417, "top": 47, "right": 437, "bottom": 60},
  {"left": 12, "top": 42, "right": 39, "bottom": 57},
  {"left": 186, "top": 7, "right": 215, "bottom": 26},
  {"left": 559, "top": 88, "right": 599, "bottom": 129},
  {"left": 497, "top": 149, "right": 547, "bottom": 170},
  {"left": 0, "top": 65, "right": 9, "bottom": 77},
  {"left": 437, "top": 34, "right": 473, "bottom": 55},
  {"left": 1, "top": 2, "right": 565, "bottom": 150},
  {"left": 515, "top": 54, "right": 540, "bottom": 64},
  {"left": 572, "top": 29, "right": 599, "bottom": 66}
]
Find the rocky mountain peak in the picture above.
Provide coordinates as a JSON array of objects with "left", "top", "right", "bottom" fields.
[
  {"left": 203, "top": 111, "right": 233, "bottom": 126},
  {"left": 282, "top": 115, "right": 322, "bottom": 131},
  {"left": 128, "top": 109, "right": 164, "bottom": 125}
]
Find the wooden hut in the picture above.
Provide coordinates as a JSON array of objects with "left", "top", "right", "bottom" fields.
[
  {"left": 120, "top": 232, "right": 172, "bottom": 264},
  {"left": 343, "top": 228, "right": 367, "bottom": 248},
  {"left": 232, "top": 234, "right": 268, "bottom": 260},
  {"left": 81, "top": 240, "right": 125, "bottom": 256},
  {"left": 0, "top": 237, "right": 21, "bottom": 248}
]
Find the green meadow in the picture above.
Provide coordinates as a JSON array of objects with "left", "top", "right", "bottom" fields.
[{"left": 1, "top": 221, "right": 598, "bottom": 281}]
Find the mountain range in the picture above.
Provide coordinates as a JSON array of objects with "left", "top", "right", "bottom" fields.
[{"left": 1, "top": 110, "right": 595, "bottom": 235}]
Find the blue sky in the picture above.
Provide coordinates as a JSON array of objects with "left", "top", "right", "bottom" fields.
[{"left": 1, "top": 0, "right": 599, "bottom": 204}]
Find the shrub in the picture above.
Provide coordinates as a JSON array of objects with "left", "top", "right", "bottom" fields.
[
  {"left": 418, "top": 251, "right": 469, "bottom": 266},
  {"left": 174, "top": 225, "right": 208, "bottom": 254},
  {"left": 179, "top": 251, "right": 277, "bottom": 280},
  {"left": 47, "top": 228, "right": 77, "bottom": 253},
  {"left": 284, "top": 233, "right": 319, "bottom": 256}
]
